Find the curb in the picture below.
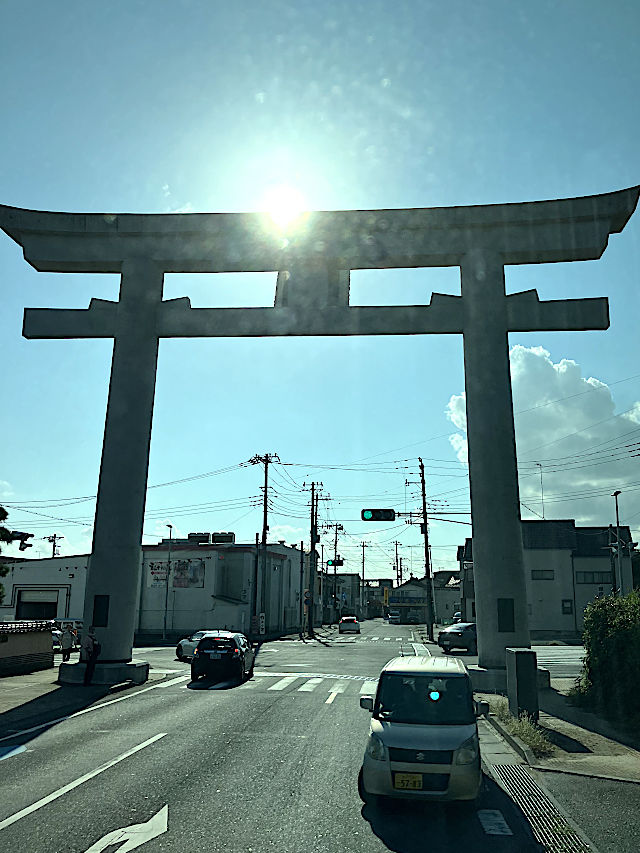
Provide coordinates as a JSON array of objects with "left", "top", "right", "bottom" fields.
[
  {"left": 484, "top": 712, "right": 537, "bottom": 765},
  {"left": 529, "top": 764, "right": 640, "bottom": 785}
]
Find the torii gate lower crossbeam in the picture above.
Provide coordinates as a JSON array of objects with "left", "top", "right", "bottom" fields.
[{"left": 2, "top": 185, "right": 638, "bottom": 686}]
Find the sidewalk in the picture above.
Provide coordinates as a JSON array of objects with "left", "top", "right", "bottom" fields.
[
  {"left": 478, "top": 677, "right": 640, "bottom": 784},
  {"left": 0, "top": 656, "right": 170, "bottom": 739}
]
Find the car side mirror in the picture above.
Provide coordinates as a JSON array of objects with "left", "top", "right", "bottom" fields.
[
  {"left": 360, "top": 696, "right": 374, "bottom": 712},
  {"left": 475, "top": 700, "right": 489, "bottom": 717}
]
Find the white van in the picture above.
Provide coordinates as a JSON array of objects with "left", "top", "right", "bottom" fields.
[{"left": 359, "top": 655, "right": 488, "bottom": 802}]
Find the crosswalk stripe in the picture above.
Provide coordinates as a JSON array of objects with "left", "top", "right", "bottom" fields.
[
  {"left": 298, "top": 677, "right": 323, "bottom": 692},
  {"left": 360, "top": 680, "right": 378, "bottom": 695},
  {"left": 268, "top": 676, "right": 299, "bottom": 691},
  {"left": 383, "top": 637, "right": 391, "bottom": 641},
  {"left": 325, "top": 681, "right": 349, "bottom": 704}
]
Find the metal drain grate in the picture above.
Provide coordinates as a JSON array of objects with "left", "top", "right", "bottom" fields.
[{"left": 491, "top": 764, "right": 595, "bottom": 853}]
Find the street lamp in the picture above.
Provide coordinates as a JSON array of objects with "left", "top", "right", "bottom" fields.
[
  {"left": 611, "top": 491, "right": 621, "bottom": 595},
  {"left": 162, "top": 523, "right": 173, "bottom": 640}
]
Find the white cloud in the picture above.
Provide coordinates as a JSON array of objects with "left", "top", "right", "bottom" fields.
[
  {"left": 0, "top": 480, "right": 14, "bottom": 499},
  {"left": 268, "top": 523, "right": 306, "bottom": 546},
  {"left": 446, "top": 345, "right": 640, "bottom": 534},
  {"left": 167, "top": 201, "right": 194, "bottom": 214}
]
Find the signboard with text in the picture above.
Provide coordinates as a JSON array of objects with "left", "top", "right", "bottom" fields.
[{"left": 147, "top": 559, "right": 205, "bottom": 588}]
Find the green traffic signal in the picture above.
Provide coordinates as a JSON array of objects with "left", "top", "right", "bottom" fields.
[{"left": 361, "top": 509, "right": 396, "bottom": 521}]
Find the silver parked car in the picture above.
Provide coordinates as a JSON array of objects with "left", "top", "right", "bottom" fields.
[
  {"left": 359, "top": 656, "right": 488, "bottom": 803},
  {"left": 176, "top": 630, "right": 218, "bottom": 661}
]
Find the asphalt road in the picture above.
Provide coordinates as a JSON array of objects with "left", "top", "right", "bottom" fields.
[{"left": 0, "top": 619, "right": 558, "bottom": 852}]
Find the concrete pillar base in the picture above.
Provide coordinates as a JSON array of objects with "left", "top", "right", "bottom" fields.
[
  {"left": 468, "top": 665, "right": 550, "bottom": 693},
  {"left": 58, "top": 661, "right": 150, "bottom": 686}
]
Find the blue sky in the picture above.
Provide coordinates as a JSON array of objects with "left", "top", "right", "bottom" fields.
[{"left": 2, "top": 1, "right": 640, "bottom": 578}]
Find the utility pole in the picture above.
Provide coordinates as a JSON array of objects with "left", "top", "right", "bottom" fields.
[
  {"left": 250, "top": 453, "right": 280, "bottom": 633},
  {"left": 394, "top": 541, "right": 400, "bottom": 586},
  {"left": 361, "top": 541, "right": 367, "bottom": 618},
  {"left": 612, "top": 490, "right": 622, "bottom": 595},
  {"left": 45, "top": 533, "right": 64, "bottom": 558},
  {"left": 299, "top": 540, "right": 304, "bottom": 637},
  {"left": 321, "top": 521, "right": 343, "bottom": 624},
  {"left": 162, "top": 523, "right": 173, "bottom": 641},
  {"left": 252, "top": 532, "right": 260, "bottom": 637},
  {"left": 536, "top": 463, "right": 545, "bottom": 519},
  {"left": 419, "top": 457, "right": 436, "bottom": 641},
  {"left": 308, "top": 482, "right": 316, "bottom": 638},
  {"left": 320, "top": 543, "right": 324, "bottom": 625},
  {"left": 302, "top": 481, "right": 322, "bottom": 638}
]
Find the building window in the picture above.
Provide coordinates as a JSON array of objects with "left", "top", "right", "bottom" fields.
[
  {"left": 531, "top": 570, "right": 554, "bottom": 580},
  {"left": 562, "top": 599, "right": 573, "bottom": 615},
  {"left": 576, "top": 572, "right": 612, "bottom": 584},
  {"left": 471, "top": 601, "right": 476, "bottom": 617}
]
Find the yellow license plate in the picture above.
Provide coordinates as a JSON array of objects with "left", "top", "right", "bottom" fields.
[{"left": 394, "top": 773, "right": 423, "bottom": 790}]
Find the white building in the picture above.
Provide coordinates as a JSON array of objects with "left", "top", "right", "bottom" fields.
[
  {"left": 457, "top": 520, "right": 636, "bottom": 639},
  {"left": 1, "top": 533, "right": 309, "bottom": 640}
]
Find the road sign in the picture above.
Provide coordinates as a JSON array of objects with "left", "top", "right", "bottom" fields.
[
  {"left": 259, "top": 613, "right": 266, "bottom": 635},
  {"left": 383, "top": 588, "right": 389, "bottom": 605},
  {"left": 361, "top": 509, "right": 396, "bottom": 521}
]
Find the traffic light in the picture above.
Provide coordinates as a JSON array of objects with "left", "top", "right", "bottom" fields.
[
  {"left": 327, "top": 558, "right": 344, "bottom": 567},
  {"left": 361, "top": 509, "right": 396, "bottom": 521},
  {"left": 10, "top": 531, "right": 34, "bottom": 551}
]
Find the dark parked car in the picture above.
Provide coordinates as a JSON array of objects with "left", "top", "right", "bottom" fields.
[
  {"left": 438, "top": 623, "right": 477, "bottom": 654},
  {"left": 191, "top": 631, "right": 255, "bottom": 682}
]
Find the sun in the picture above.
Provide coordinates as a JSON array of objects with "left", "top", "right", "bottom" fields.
[{"left": 263, "top": 184, "right": 306, "bottom": 231}]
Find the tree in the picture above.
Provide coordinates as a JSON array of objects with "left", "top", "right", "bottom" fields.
[{"left": 0, "top": 505, "right": 13, "bottom": 605}]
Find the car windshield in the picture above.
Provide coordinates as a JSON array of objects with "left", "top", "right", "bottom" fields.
[{"left": 375, "top": 674, "right": 475, "bottom": 726}]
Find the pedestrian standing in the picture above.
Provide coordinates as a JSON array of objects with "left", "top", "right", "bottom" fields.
[
  {"left": 61, "top": 626, "right": 75, "bottom": 662},
  {"left": 81, "top": 627, "right": 101, "bottom": 685}
]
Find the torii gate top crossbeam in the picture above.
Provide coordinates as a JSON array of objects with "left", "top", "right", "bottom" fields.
[{"left": 1, "top": 186, "right": 638, "bottom": 273}]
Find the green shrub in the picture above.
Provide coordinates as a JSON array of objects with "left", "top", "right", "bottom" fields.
[{"left": 577, "top": 590, "right": 640, "bottom": 721}]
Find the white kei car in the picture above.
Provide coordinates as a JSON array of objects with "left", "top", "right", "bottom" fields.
[
  {"left": 338, "top": 616, "right": 361, "bottom": 634},
  {"left": 176, "top": 630, "right": 218, "bottom": 661}
]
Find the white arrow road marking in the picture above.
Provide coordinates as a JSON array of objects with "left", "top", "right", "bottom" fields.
[
  {"left": 83, "top": 805, "right": 168, "bottom": 852},
  {"left": 0, "top": 733, "right": 166, "bottom": 831}
]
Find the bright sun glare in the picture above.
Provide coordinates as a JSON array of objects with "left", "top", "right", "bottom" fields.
[{"left": 263, "top": 184, "right": 306, "bottom": 231}]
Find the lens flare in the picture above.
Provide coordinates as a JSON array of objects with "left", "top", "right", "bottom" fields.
[{"left": 263, "top": 184, "right": 306, "bottom": 231}]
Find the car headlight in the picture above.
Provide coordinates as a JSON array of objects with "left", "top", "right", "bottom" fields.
[
  {"left": 455, "top": 735, "right": 479, "bottom": 765},
  {"left": 365, "top": 734, "right": 387, "bottom": 762}
]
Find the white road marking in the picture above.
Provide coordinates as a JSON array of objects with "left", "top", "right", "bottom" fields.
[
  {"left": 83, "top": 804, "right": 168, "bottom": 852},
  {"left": 411, "top": 643, "right": 431, "bottom": 656},
  {"left": 0, "top": 733, "right": 166, "bottom": 831},
  {"left": 154, "top": 676, "right": 190, "bottom": 688},
  {"left": 477, "top": 809, "right": 513, "bottom": 836},
  {"left": 360, "top": 680, "right": 378, "bottom": 695},
  {"left": 383, "top": 637, "right": 391, "bottom": 641},
  {"left": 298, "top": 677, "right": 323, "bottom": 692},
  {"left": 325, "top": 682, "right": 348, "bottom": 704},
  {"left": 0, "top": 677, "right": 188, "bottom": 745},
  {"left": 0, "top": 745, "right": 26, "bottom": 762},
  {"left": 371, "top": 637, "right": 380, "bottom": 640},
  {"left": 268, "top": 676, "right": 299, "bottom": 691},
  {"left": 148, "top": 668, "right": 182, "bottom": 674}
]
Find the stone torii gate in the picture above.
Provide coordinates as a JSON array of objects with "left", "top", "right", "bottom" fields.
[{"left": 2, "top": 186, "right": 638, "bottom": 686}]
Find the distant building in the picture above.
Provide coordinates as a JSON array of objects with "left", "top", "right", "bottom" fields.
[{"left": 457, "top": 520, "right": 636, "bottom": 639}]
